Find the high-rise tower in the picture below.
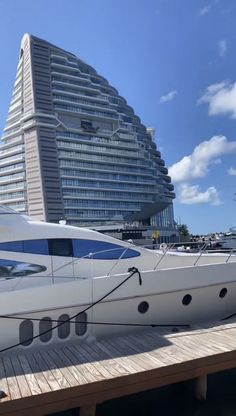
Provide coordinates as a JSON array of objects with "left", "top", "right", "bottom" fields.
[{"left": 0, "top": 34, "right": 175, "bottom": 229}]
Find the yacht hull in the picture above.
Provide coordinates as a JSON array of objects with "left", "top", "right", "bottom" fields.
[{"left": 1, "top": 261, "right": 236, "bottom": 353}]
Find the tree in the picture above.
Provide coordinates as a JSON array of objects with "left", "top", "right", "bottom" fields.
[{"left": 178, "top": 224, "right": 189, "bottom": 236}]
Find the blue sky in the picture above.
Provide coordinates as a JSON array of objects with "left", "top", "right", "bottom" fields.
[{"left": 0, "top": 0, "right": 236, "bottom": 234}]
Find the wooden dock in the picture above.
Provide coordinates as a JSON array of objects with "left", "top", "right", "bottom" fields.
[{"left": 1, "top": 319, "right": 236, "bottom": 416}]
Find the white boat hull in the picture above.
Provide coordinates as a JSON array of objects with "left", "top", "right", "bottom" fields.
[{"left": 1, "top": 261, "right": 236, "bottom": 353}]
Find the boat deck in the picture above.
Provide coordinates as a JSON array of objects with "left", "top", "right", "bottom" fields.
[{"left": 1, "top": 319, "right": 236, "bottom": 415}]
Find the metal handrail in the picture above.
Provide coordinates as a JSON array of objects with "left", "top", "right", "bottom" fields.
[
  {"left": 2, "top": 239, "right": 236, "bottom": 287},
  {"left": 107, "top": 247, "right": 129, "bottom": 276},
  {"left": 193, "top": 243, "right": 208, "bottom": 266},
  {"left": 49, "top": 246, "right": 132, "bottom": 277},
  {"left": 154, "top": 243, "right": 175, "bottom": 270},
  {"left": 225, "top": 248, "right": 236, "bottom": 263}
]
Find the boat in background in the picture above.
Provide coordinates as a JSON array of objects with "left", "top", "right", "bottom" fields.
[{"left": 0, "top": 205, "right": 236, "bottom": 353}]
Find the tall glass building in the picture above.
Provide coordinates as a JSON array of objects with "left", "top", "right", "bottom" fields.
[{"left": 0, "top": 34, "right": 175, "bottom": 230}]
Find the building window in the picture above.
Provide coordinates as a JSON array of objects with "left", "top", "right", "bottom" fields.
[
  {"left": 75, "top": 312, "right": 87, "bottom": 336},
  {"left": 58, "top": 314, "right": 70, "bottom": 339},
  {"left": 39, "top": 317, "right": 52, "bottom": 342},
  {"left": 81, "top": 120, "right": 99, "bottom": 132},
  {"left": 19, "top": 320, "right": 33, "bottom": 346}
]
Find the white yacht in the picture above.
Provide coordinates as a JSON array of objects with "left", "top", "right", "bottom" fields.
[{"left": 0, "top": 205, "right": 236, "bottom": 353}]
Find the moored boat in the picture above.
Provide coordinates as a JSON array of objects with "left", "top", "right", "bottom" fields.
[{"left": 0, "top": 205, "right": 236, "bottom": 353}]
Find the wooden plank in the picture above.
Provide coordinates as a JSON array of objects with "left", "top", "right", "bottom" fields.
[
  {"left": 128, "top": 333, "right": 191, "bottom": 365},
  {"left": 210, "top": 330, "right": 236, "bottom": 350},
  {"left": 46, "top": 348, "right": 79, "bottom": 387},
  {"left": 150, "top": 330, "right": 224, "bottom": 357},
  {"left": 9, "top": 355, "right": 31, "bottom": 398},
  {"left": 169, "top": 331, "right": 226, "bottom": 354},
  {"left": 79, "top": 345, "right": 120, "bottom": 379},
  {"left": 133, "top": 333, "right": 189, "bottom": 364},
  {"left": 103, "top": 338, "right": 145, "bottom": 372},
  {"left": 94, "top": 339, "right": 142, "bottom": 374},
  {"left": 177, "top": 333, "right": 229, "bottom": 354},
  {"left": 65, "top": 345, "right": 106, "bottom": 382},
  {"left": 56, "top": 347, "right": 89, "bottom": 386},
  {"left": 32, "top": 351, "right": 61, "bottom": 391},
  {"left": 17, "top": 354, "right": 41, "bottom": 396},
  {"left": 39, "top": 350, "right": 71, "bottom": 389},
  {"left": 82, "top": 342, "right": 130, "bottom": 378},
  {"left": 194, "top": 328, "right": 236, "bottom": 351},
  {"left": 0, "top": 357, "right": 10, "bottom": 402},
  {"left": 26, "top": 352, "right": 51, "bottom": 394},
  {"left": 133, "top": 331, "right": 210, "bottom": 368},
  {"left": 111, "top": 336, "right": 160, "bottom": 370},
  {"left": 3, "top": 350, "right": 236, "bottom": 416},
  {"left": 78, "top": 343, "right": 120, "bottom": 378},
  {"left": 2, "top": 320, "right": 236, "bottom": 416},
  {"left": 3, "top": 356, "right": 21, "bottom": 400}
]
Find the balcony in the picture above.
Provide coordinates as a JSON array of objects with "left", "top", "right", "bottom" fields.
[
  {"left": 159, "top": 166, "right": 168, "bottom": 175},
  {"left": 0, "top": 154, "right": 24, "bottom": 167},
  {"left": 54, "top": 104, "right": 118, "bottom": 121},
  {"left": 51, "top": 70, "right": 88, "bottom": 84},
  {"left": 4, "top": 120, "right": 21, "bottom": 132},
  {"left": 52, "top": 88, "right": 108, "bottom": 103},
  {"left": 53, "top": 96, "right": 116, "bottom": 113},
  {"left": 6, "top": 111, "right": 22, "bottom": 123}
]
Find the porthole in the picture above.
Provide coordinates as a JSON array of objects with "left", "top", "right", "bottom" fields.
[
  {"left": 58, "top": 314, "right": 70, "bottom": 339},
  {"left": 219, "top": 288, "right": 227, "bottom": 298},
  {"left": 39, "top": 317, "right": 52, "bottom": 343},
  {"left": 138, "top": 301, "right": 149, "bottom": 314},
  {"left": 182, "top": 294, "right": 192, "bottom": 306},
  {"left": 75, "top": 312, "right": 87, "bottom": 336},
  {"left": 19, "top": 320, "right": 33, "bottom": 346}
]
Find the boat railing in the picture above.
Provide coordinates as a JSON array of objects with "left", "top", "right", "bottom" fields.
[
  {"left": 5, "top": 240, "right": 236, "bottom": 285},
  {"left": 139, "top": 241, "right": 236, "bottom": 268},
  {"left": 153, "top": 243, "right": 175, "bottom": 270},
  {"left": 193, "top": 243, "right": 208, "bottom": 266},
  {"left": 49, "top": 239, "right": 236, "bottom": 279},
  {"left": 48, "top": 246, "right": 132, "bottom": 278},
  {"left": 225, "top": 248, "right": 236, "bottom": 263}
]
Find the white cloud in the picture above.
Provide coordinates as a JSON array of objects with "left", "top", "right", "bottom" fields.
[
  {"left": 199, "top": 4, "right": 212, "bottom": 16},
  {"left": 159, "top": 90, "right": 177, "bottom": 103},
  {"left": 218, "top": 40, "right": 227, "bottom": 57},
  {"left": 178, "top": 184, "right": 222, "bottom": 205},
  {"left": 228, "top": 167, "right": 236, "bottom": 175},
  {"left": 198, "top": 81, "right": 236, "bottom": 119},
  {"left": 169, "top": 135, "right": 236, "bottom": 182}
]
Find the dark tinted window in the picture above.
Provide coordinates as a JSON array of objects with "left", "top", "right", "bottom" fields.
[
  {"left": 39, "top": 317, "right": 52, "bottom": 342},
  {"left": 48, "top": 239, "right": 73, "bottom": 256},
  {"left": 58, "top": 314, "right": 70, "bottom": 339},
  {"left": 0, "top": 239, "right": 48, "bottom": 255},
  {"left": 72, "top": 239, "right": 140, "bottom": 259},
  {"left": 0, "top": 241, "right": 23, "bottom": 252},
  {"left": 0, "top": 259, "right": 47, "bottom": 277},
  {"left": 23, "top": 239, "right": 48, "bottom": 255},
  {"left": 182, "top": 294, "right": 192, "bottom": 306},
  {"left": 219, "top": 288, "right": 227, "bottom": 298},
  {"left": 75, "top": 313, "right": 87, "bottom": 336},
  {"left": 19, "top": 320, "right": 33, "bottom": 346},
  {"left": 138, "top": 301, "right": 149, "bottom": 314}
]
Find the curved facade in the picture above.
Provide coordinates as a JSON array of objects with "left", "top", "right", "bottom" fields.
[{"left": 0, "top": 34, "right": 175, "bottom": 229}]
